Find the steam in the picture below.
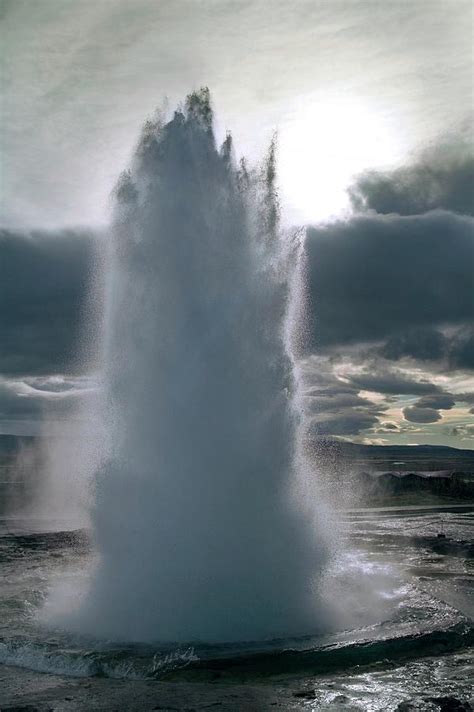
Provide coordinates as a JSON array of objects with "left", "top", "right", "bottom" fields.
[{"left": 65, "top": 89, "right": 331, "bottom": 643}]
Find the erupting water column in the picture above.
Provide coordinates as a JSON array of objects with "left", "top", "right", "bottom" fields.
[{"left": 78, "top": 90, "right": 329, "bottom": 643}]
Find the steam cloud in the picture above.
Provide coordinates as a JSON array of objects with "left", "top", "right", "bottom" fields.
[{"left": 64, "top": 90, "right": 330, "bottom": 643}]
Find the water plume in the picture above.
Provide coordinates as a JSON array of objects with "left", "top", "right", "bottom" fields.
[{"left": 75, "top": 89, "right": 330, "bottom": 643}]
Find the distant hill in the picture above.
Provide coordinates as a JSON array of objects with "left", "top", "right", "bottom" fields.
[
  {"left": 1, "top": 433, "right": 474, "bottom": 472},
  {"left": 1, "top": 434, "right": 473, "bottom": 510},
  {"left": 308, "top": 439, "right": 474, "bottom": 472}
]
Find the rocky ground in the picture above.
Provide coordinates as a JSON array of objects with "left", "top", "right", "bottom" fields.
[
  {"left": 1, "top": 651, "right": 473, "bottom": 711},
  {"left": 0, "top": 664, "right": 304, "bottom": 712}
]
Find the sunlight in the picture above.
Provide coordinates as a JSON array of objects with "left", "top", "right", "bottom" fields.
[{"left": 278, "top": 95, "right": 403, "bottom": 225}]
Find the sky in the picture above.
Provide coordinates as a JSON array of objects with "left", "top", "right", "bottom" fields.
[{"left": 1, "top": 0, "right": 473, "bottom": 447}]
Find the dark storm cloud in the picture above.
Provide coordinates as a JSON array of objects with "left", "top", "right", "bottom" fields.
[
  {"left": 374, "top": 326, "right": 474, "bottom": 370},
  {"left": 306, "top": 394, "right": 383, "bottom": 436},
  {"left": 303, "top": 362, "right": 386, "bottom": 437},
  {"left": 305, "top": 381, "right": 355, "bottom": 397},
  {"left": 306, "top": 210, "right": 474, "bottom": 351},
  {"left": 2, "top": 147, "right": 473, "bottom": 441},
  {"left": 348, "top": 141, "right": 474, "bottom": 217},
  {"left": 378, "top": 328, "right": 448, "bottom": 362},
  {"left": 0, "top": 228, "right": 100, "bottom": 376},
  {"left": 308, "top": 409, "right": 381, "bottom": 437},
  {"left": 415, "top": 394, "right": 455, "bottom": 410},
  {"left": 304, "top": 357, "right": 471, "bottom": 437},
  {"left": 346, "top": 368, "right": 442, "bottom": 396},
  {"left": 453, "top": 392, "right": 474, "bottom": 406},
  {"left": 401, "top": 392, "right": 455, "bottom": 424},
  {"left": 449, "top": 327, "right": 474, "bottom": 370},
  {"left": 403, "top": 405, "right": 441, "bottom": 424},
  {"left": 306, "top": 392, "right": 376, "bottom": 413}
]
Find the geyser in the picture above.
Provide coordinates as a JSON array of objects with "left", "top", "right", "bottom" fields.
[{"left": 77, "top": 89, "right": 329, "bottom": 643}]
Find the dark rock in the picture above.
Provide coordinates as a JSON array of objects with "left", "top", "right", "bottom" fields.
[
  {"left": 427, "top": 696, "right": 472, "bottom": 711},
  {"left": 293, "top": 689, "right": 316, "bottom": 700},
  {"left": 1, "top": 707, "right": 52, "bottom": 712}
]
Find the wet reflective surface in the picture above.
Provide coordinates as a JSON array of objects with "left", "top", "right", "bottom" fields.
[{"left": 0, "top": 503, "right": 472, "bottom": 710}]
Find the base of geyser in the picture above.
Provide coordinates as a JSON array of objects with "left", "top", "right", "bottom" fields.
[
  {"left": 43, "top": 543, "right": 338, "bottom": 646},
  {"left": 49, "top": 89, "right": 333, "bottom": 645}
]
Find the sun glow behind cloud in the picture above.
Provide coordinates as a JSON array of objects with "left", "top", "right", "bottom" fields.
[{"left": 278, "top": 95, "right": 405, "bottom": 225}]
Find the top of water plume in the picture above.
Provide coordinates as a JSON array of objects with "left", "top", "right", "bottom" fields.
[
  {"left": 185, "top": 87, "right": 213, "bottom": 132},
  {"left": 60, "top": 88, "right": 333, "bottom": 644}
]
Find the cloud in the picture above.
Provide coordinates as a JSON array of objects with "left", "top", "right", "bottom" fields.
[
  {"left": 401, "top": 392, "right": 455, "bottom": 424},
  {"left": 348, "top": 140, "right": 474, "bottom": 217},
  {"left": 374, "top": 325, "right": 474, "bottom": 371},
  {"left": 449, "top": 328, "right": 474, "bottom": 370},
  {"left": 347, "top": 367, "right": 442, "bottom": 396},
  {"left": 306, "top": 392, "right": 375, "bottom": 413},
  {"left": 308, "top": 409, "right": 381, "bottom": 437},
  {"left": 300, "top": 346, "right": 471, "bottom": 439},
  {"left": 305, "top": 211, "right": 474, "bottom": 350},
  {"left": 301, "top": 352, "right": 472, "bottom": 439},
  {"left": 1, "top": 137, "right": 472, "bottom": 445},
  {"left": 415, "top": 394, "right": 455, "bottom": 410},
  {"left": 403, "top": 405, "right": 442, "bottom": 423},
  {"left": 449, "top": 424, "right": 474, "bottom": 439},
  {"left": 0, "top": 376, "right": 95, "bottom": 424},
  {"left": 378, "top": 327, "right": 448, "bottom": 362},
  {"left": 2, "top": 1, "right": 471, "bottom": 229},
  {"left": 303, "top": 158, "right": 473, "bottom": 443},
  {"left": 375, "top": 422, "right": 399, "bottom": 433},
  {"left": 302, "top": 359, "right": 386, "bottom": 437},
  {"left": 0, "top": 228, "right": 101, "bottom": 376}
]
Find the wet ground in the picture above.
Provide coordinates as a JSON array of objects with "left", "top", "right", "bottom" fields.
[{"left": 0, "top": 502, "right": 472, "bottom": 711}]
